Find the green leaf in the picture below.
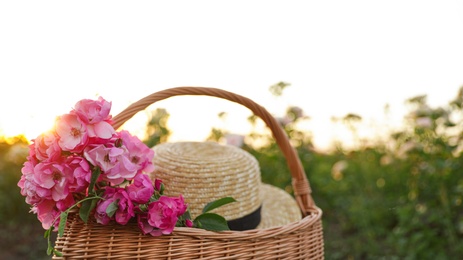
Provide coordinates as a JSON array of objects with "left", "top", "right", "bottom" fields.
[
  {"left": 88, "top": 167, "right": 101, "bottom": 194},
  {"left": 58, "top": 211, "right": 68, "bottom": 237},
  {"left": 47, "top": 238, "right": 53, "bottom": 255},
  {"left": 194, "top": 213, "right": 230, "bottom": 231},
  {"left": 44, "top": 228, "right": 51, "bottom": 239},
  {"left": 106, "top": 199, "right": 119, "bottom": 217},
  {"left": 54, "top": 250, "right": 63, "bottom": 257},
  {"left": 182, "top": 209, "right": 192, "bottom": 220},
  {"left": 202, "top": 197, "right": 236, "bottom": 213},
  {"left": 79, "top": 197, "right": 98, "bottom": 223}
]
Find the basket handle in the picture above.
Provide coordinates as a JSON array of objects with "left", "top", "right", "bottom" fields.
[{"left": 111, "top": 87, "right": 316, "bottom": 215}]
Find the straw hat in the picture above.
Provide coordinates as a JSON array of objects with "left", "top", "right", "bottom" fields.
[{"left": 150, "top": 141, "right": 302, "bottom": 230}]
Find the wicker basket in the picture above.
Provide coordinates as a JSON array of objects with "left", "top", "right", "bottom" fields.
[{"left": 53, "top": 87, "right": 324, "bottom": 259}]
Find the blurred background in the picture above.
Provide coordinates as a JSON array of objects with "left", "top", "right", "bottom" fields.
[{"left": 1, "top": 1, "right": 463, "bottom": 259}]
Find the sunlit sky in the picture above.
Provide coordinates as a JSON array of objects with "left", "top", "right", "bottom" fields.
[{"left": 1, "top": 1, "right": 463, "bottom": 151}]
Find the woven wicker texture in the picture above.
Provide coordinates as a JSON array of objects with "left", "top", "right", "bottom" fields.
[{"left": 52, "top": 87, "right": 324, "bottom": 259}]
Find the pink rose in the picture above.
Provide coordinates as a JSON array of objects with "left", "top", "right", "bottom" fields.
[
  {"left": 73, "top": 96, "right": 112, "bottom": 124},
  {"left": 146, "top": 195, "right": 188, "bottom": 235},
  {"left": 55, "top": 114, "right": 89, "bottom": 152},
  {"left": 72, "top": 96, "right": 114, "bottom": 139},
  {"left": 33, "top": 162, "right": 74, "bottom": 202},
  {"left": 95, "top": 187, "right": 135, "bottom": 225},
  {"left": 119, "top": 130, "right": 155, "bottom": 174},
  {"left": 18, "top": 164, "right": 49, "bottom": 205},
  {"left": 25, "top": 143, "right": 40, "bottom": 166},
  {"left": 137, "top": 213, "right": 161, "bottom": 236},
  {"left": 126, "top": 174, "right": 154, "bottom": 204},
  {"left": 84, "top": 143, "right": 137, "bottom": 185},
  {"left": 36, "top": 199, "right": 60, "bottom": 230},
  {"left": 94, "top": 198, "right": 113, "bottom": 225},
  {"left": 33, "top": 131, "right": 62, "bottom": 162},
  {"left": 66, "top": 156, "right": 91, "bottom": 193},
  {"left": 56, "top": 194, "right": 76, "bottom": 212}
]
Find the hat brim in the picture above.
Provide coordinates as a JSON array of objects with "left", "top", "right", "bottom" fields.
[{"left": 257, "top": 183, "right": 302, "bottom": 229}]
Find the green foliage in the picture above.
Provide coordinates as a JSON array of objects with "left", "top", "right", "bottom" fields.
[
  {"left": 143, "top": 108, "right": 171, "bottom": 148},
  {"left": 269, "top": 81, "right": 291, "bottom": 97},
  {"left": 191, "top": 197, "right": 236, "bottom": 231}
]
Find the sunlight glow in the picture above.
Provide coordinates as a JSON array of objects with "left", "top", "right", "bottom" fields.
[{"left": 1, "top": 1, "right": 462, "bottom": 151}]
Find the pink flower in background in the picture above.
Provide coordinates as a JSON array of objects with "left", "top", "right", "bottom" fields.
[
  {"left": 146, "top": 195, "right": 188, "bottom": 235},
  {"left": 55, "top": 114, "right": 88, "bottom": 152},
  {"left": 127, "top": 173, "right": 154, "bottom": 204},
  {"left": 119, "top": 130, "right": 155, "bottom": 174},
  {"left": 33, "top": 131, "right": 62, "bottom": 162},
  {"left": 84, "top": 143, "right": 137, "bottom": 185},
  {"left": 225, "top": 133, "right": 244, "bottom": 147}
]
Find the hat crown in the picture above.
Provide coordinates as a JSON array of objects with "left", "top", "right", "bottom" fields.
[{"left": 151, "top": 142, "right": 262, "bottom": 221}]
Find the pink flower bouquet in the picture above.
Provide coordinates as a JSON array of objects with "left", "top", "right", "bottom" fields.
[{"left": 17, "top": 96, "right": 234, "bottom": 256}]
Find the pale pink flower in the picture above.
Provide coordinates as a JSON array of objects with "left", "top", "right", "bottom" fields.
[
  {"left": 73, "top": 96, "right": 112, "bottom": 124},
  {"left": 415, "top": 117, "right": 433, "bottom": 128},
  {"left": 36, "top": 199, "right": 60, "bottom": 230},
  {"left": 18, "top": 161, "right": 45, "bottom": 205},
  {"left": 73, "top": 96, "right": 114, "bottom": 140},
  {"left": 276, "top": 116, "right": 292, "bottom": 126},
  {"left": 86, "top": 121, "right": 115, "bottom": 139},
  {"left": 225, "top": 134, "right": 244, "bottom": 147},
  {"left": 33, "top": 162, "right": 74, "bottom": 202},
  {"left": 66, "top": 156, "right": 91, "bottom": 193},
  {"left": 119, "top": 130, "right": 155, "bottom": 174},
  {"left": 146, "top": 195, "right": 188, "bottom": 235},
  {"left": 26, "top": 143, "right": 40, "bottom": 166},
  {"left": 94, "top": 187, "right": 135, "bottom": 225},
  {"left": 126, "top": 173, "right": 154, "bottom": 204},
  {"left": 55, "top": 114, "right": 88, "bottom": 152},
  {"left": 33, "top": 131, "right": 62, "bottom": 162},
  {"left": 84, "top": 143, "right": 138, "bottom": 185}
]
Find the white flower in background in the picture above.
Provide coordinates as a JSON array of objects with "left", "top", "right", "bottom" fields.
[
  {"left": 225, "top": 134, "right": 244, "bottom": 147},
  {"left": 415, "top": 117, "right": 433, "bottom": 128},
  {"left": 276, "top": 116, "right": 292, "bottom": 126},
  {"left": 289, "top": 106, "right": 304, "bottom": 118}
]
